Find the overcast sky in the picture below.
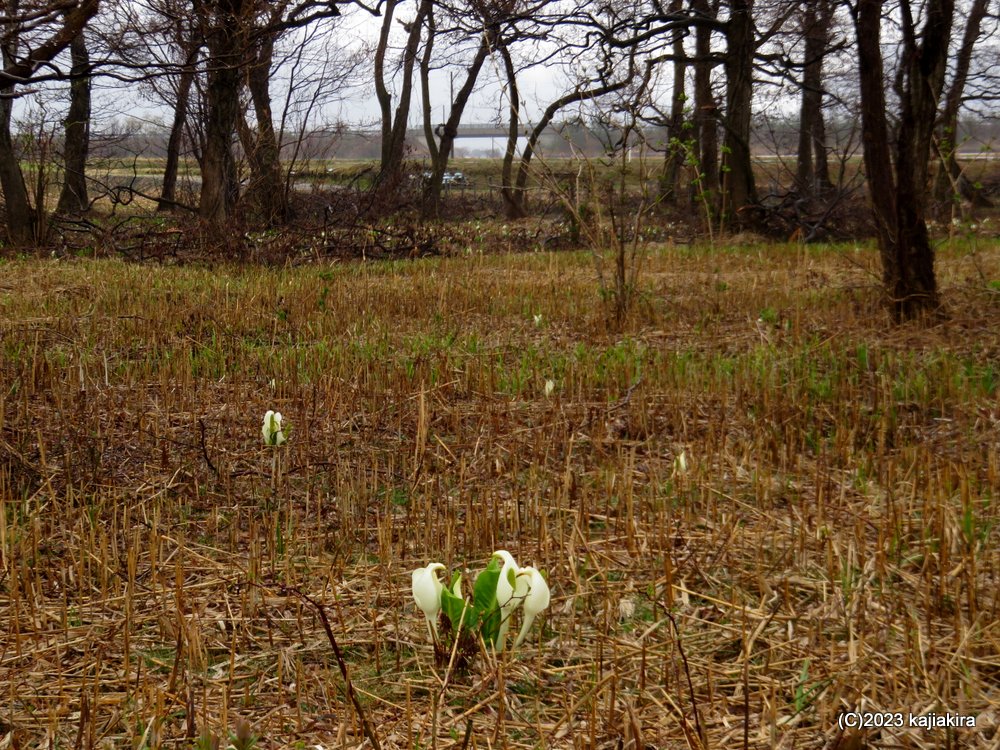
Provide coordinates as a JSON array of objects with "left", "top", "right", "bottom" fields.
[
  {"left": 339, "top": 4, "right": 578, "bottom": 126},
  {"left": 107, "top": 3, "right": 579, "bottom": 134}
]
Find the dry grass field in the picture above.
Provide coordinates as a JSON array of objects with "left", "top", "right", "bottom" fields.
[{"left": 1, "top": 236, "right": 1000, "bottom": 749}]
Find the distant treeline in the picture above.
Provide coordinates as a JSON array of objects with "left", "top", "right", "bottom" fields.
[{"left": 73, "top": 116, "right": 999, "bottom": 163}]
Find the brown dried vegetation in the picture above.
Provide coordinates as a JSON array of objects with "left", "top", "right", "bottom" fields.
[{"left": 1, "top": 237, "right": 999, "bottom": 748}]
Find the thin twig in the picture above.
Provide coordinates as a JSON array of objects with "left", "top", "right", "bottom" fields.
[
  {"left": 282, "top": 585, "right": 382, "bottom": 750},
  {"left": 198, "top": 418, "right": 217, "bottom": 474},
  {"left": 662, "top": 606, "right": 705, "bottom": 749},
  {"left": 459, "top": 718, "right": 474, "bottom": 750}
]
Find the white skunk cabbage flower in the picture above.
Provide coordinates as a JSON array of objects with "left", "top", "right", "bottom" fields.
[
  {"left": 673, "top": 450, "right": 688, "bottom": 476},
  {"left": 544, "top": 379, "right": 555, "bottom": 398},
  {"left": 493, "top": 550, "right": 522, "bottom": 650},
  {"left": 262, "top": 410, "right": 287, "bottom": 446},
  {"left": 411, "top": 562, "right": 446, "bottom": 642},
  {"left": 513, "top": 566, "right": 551, "bottom": 648},
  {"left": 513, "top": 563, "right": 531, "bottom": 603}
]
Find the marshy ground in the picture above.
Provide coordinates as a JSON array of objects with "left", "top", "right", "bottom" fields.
[{"left": 1, "top": 235, "right": 999, "bottom": 748}]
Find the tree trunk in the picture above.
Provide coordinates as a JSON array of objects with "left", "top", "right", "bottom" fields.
[
  {"left": 421, "top": 33, "right": 492, "bottom": 217},
  {"left": 0, "top": 0, "right": 35, "bottom": 245},
  {"left": 373, "top": 0, "right": 397, "bottom": 169},
  {"left": 418, "top": 0, "right": 439, "bottom": 169},
  {"left": 855, "top": 0, "right": 953, "bottom": 321},
  {"left": 159, "top": 46, "right": 199, "bottom": 211},
  {"left": 0, "top": 0, "right": 98, "bottom": 243},
  {"left": 795, "top": 5, "right": 816, "bottom": 192},
  {"left": 660, "top": 0, "right": 686, "bottom": 203},
  {"left": 796, "top": 0, "right": 834, "bottom": 194},
  {"left": 497, "top": 40, "right": 523, "bottom": 218},
  {"left": 932, "top": 0, "right": 991, "bottom": 211},
  {"left": 243, "top": 33, "right": 287, "bottom": 224},
  {"left": 812, "top": 96, "right": 830, "bottom": 189},
  {"left": 375, "top": 0, "right": 432, "bottom": 189},
  {"left": 720, "top": 0, "right": 756, "bottom": 226},
  {"left": 199, "top": 65, "right": 241, "bottom": 227},
  {"left": 57, "top": 31, "right": 90, "bottom": 214},
  {"left": 0, "top": 95, "right": 35, "bottom": 245},
  {"left": 691, "top": 0, "right": 719, "bottom": 205},
  {"left": 198, "top": 0, "right": 244, "bottom": 229}
]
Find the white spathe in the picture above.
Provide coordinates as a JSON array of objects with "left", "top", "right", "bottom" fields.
[
  {"left": 411, "top": 562, "right": 446, "bottom": 643},
  {"left": 673, "top": 450, "right": 688, "bottom": 476},
  {"left": 262, "top": 410, "right": 287, "bottom": 446},
  {"left": 513, "top": 566, "right": 551, "bottom": 649},
  {"left": 492, "top": 549, "right": 522, "bottom": 651}
]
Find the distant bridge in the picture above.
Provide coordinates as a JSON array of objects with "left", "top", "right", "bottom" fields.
[
  {"left": 421, "top": 123, "right": 537, "bottom": 139},
  {"left": 353, "top": 123, "right": 541, "bottom": 140}
]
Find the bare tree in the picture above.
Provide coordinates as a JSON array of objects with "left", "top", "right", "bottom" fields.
[
  {"left": 795, "top": 0, "right": 835, "bottom": 195},
  {"left": 374, "top": 0, "right": 432, "bottom": 190},
  {"left": 479, "top": 0, "right": 584, "bottom": 217},
  {"left": 240, "top": 3, "right": 286, "bottom": 224},
  {"left": 158, "top": 10, "right": 201, "bottom": 211},
  {"left": 420, "top": 0, "right": 516, "bottom": 216},
  {"left": 191, "top": 0, "right": 345, "bottom": 230},
  {"left": 56, "top": 30, "right": 91, "bottom": 214},
  {"left": 932, "top": 0, "right": 992, "bottom": 211},
  {"left": 719, "top": 0, "right": 756, "bottom": 222},
  {"left": 491, "top": 0, "right": 653, "bottom": 218},
  {"left": 853, "top": 0, "right": 955, "bottom": 320},
  {"left": 506, "top": 60, "right": 640, "bottom": 219},
  {"left": 0, "top": 0, "right": 100, "bottom": 244},
  {"left": 659, "top": 0, "right": 688, "bottom": 203}
]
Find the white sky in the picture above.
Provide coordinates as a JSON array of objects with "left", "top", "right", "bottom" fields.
[
  {"left": 111, "top": 2, "right": 576, "bottom": 132},
  {"left": 334, "top": 3, "right": 569, "bottom": 127}
]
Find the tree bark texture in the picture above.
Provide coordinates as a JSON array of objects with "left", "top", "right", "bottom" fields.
[
  {"left": 660, "top": 0, "right": 687, "bottom": 203},
  {"left": 855, "top": 0, "right": 954, "bottom": 321},
  {"left": 57, "top": 31, "right": 91, "bottom": 214},
  {"left": 795, "top": 0, "right": 833, "bottom": 194},
  {"left": 243, "top": 32, "right": 288, "bottom": 224},
  {"left": 158, "top": 45, "right": 198, "bottom": 211},
  {"left": 692, "top": 0, "right": 719, "bottom": 203},
  {"left": 932, "top": 0, "right": 991, "bottom": 210},
  {"left": 721, "top": 0, "right": 757, "bottom": 225},
  {"left": 197, "top": 0, "right": 244, "bottom": 228}
]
